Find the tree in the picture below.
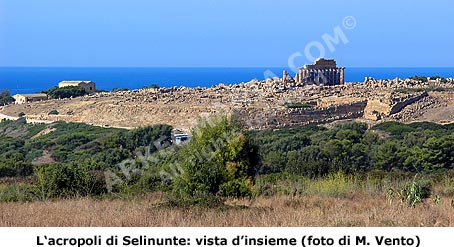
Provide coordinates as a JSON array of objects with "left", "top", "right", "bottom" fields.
[
  {"left": 260, "top": 151, "right": 287, "bottom": 174},
  {"left": 0, "top": 89, "right": 10, "bottom": 98},
  {"left": 174, "top": 113, "right": 257, "bottom": 198},
  {"left": 0, "top": 152, "right": 33, "bottom": 178},
  {"left": 0, "top": 89, "right": 15, "bottom": 106},
  {"left": 375, "top": 141, "right": 404, "bottom": 171},
  {"left": 285, "top": 146, "right": 330, "bottom": 177},
  {"left": 44, "top": 86, "right": 88, "bottom": 99}
]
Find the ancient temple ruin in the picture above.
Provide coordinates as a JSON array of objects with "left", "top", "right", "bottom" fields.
[{"left": 295, "top": 58, "right": 345, "bottom": 86}]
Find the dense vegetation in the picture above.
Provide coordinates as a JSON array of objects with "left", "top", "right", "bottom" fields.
[
  {"left": 409, "top": 76, "right": 429, "bottom": 82},
  {"left": 253, "top": 121, "right": 454, "bottom": 176},
  {"left": 430, "top": 76, "right": 448, "bottom": 83},
  {"left": 1, "top": 116, "right": 454, "bottom": 207},
  {"left": 0, "top": 89, "right": 15, "bottom": 106},
  {"left": 0, "top": 119, "right": 172, "bottom": 200},
  {"left": 42, "top": 86, "right": 89, "bottom": 99}
]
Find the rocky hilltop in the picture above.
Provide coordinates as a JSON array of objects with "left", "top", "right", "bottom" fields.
[{"left": 1, "top": 77, "right": 454, "bottom": 131}]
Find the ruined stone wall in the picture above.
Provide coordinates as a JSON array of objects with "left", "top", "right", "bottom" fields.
[
  {"left": 239, "top": 101, "right": 366, "bottom": 130},
  {"left": 364, "top": 92, "right": 428, "bottom": 120},
  {"left": 317, "top": 96, "right": 365, "bottom": 108},
  {"left": 391, "top": 92, "right": 428, "bottom": 114}
]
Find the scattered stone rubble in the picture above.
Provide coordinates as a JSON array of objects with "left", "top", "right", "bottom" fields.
[{"left": 1, "top": 77, "right": 454, "bottom": 130}]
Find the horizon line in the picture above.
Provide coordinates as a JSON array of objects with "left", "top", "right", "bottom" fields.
[{"left": 1, "top": 66, "right": 454, "bottom": 69}]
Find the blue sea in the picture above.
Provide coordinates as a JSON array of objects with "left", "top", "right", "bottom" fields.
[{"left": 1, "top": 67, "right": 454, "bottom": 95}]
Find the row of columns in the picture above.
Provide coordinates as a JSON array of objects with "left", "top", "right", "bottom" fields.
[{"left": 295, "top": 68, "right": 345, "bottom": 85}]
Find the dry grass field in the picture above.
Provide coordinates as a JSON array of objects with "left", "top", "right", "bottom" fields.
[{"left": 1, "top": 192, "right": 453, "bottom": 227}]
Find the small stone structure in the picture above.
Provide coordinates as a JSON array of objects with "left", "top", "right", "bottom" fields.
[
  {"left": 59, "top": 81, "right": 96, "bottom": 93},
  {"left": 12, "top": 94, "right": 48, "bottom": 104}
]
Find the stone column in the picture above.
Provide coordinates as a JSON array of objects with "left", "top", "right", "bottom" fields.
[
  {"left": 340, "top": 68, "right": 345, "bottom": 85},
  {"left": 298, "top": 68, "right": 303, "bottom": 84},
  {"left": 328, "top": 69, "right": 332, "bottom": 85},
  {"left": 283, "top": 70, "right": 287, "bottom": 84},
  {"left": 331, "top": 68, "right": 335, "bottom": 85},
  {"left": 301, "top": 69, "right": 305, "bottom": 84}
]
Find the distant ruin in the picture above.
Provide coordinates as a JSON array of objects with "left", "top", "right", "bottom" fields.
[{"left": 294, "top": 58, "right": 345, "bottom": 86}]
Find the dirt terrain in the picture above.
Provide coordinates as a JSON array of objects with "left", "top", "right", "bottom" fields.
[{"left": 1, "top": 77, "right": 454, "bottom": 130}]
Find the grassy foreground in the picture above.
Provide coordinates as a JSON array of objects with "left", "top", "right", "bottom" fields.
[{"left": 0, "top": 192, "right": 453, "bottom": 227}]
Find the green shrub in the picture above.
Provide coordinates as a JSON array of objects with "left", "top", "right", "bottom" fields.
[
  {"left": 112, "top": 88, "right": 129, "bottom": 92},
  {"left": 409, "top": 76, "right": 428, "bottom": 82},
  {"left": 48, "top": 110, "right": 59, "bottom": 115},
  {"left": 400, "top": 177, "right": 432, "bottom": 207},
  {"left": 430, "top": 76, "right": 448, "bottom": 83},
  {"left": 44, "top": 86, "right": 88, "bottom": 99},
  {"left": 35, "top": 163, "right": 106, "bottom": 199},
  {"left": 218, "top": 178, "right": 253, "bottom": 198},
  {"left": 173, "top": 113, "right": 257, "bottom": 199},
  {"left": 0, "top": 152, "right": 33, "bottom": 178},
  {"left": 254, "top": 173, "right": 307, "bottom": 197},
  {"left": 0, "top": 161, "right": 33, "bottom": 178},
  {"left": 113, "top": 173, "right": 169, "bottom": 195},
  {"left": 0, "top": 184, "right": 35, "bottom": 202},
  {"left": 305, "top": 172, "right": 359, "bottom": 198},
  {"left": 163, "top": 193, "right": 225, "bottom": 208}
]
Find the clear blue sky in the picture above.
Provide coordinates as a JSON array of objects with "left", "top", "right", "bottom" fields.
[{"left": 0, "top": 0, "right": 453, "bottom": 67}]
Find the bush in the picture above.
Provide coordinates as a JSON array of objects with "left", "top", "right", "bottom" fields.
[
  {"left": 0, "top": 160, "right": 33, "bottom": 178},
  {"left": 44, "top": 86, "right": 88, "bottom": 99},
  {"left": 218, "top": 179, "right": 253, "bottom": 198},
  {"left": 0, "top": 184, "right": 35, "bottom": 202},
  {"left": 114, "top": 173, "right": 169, "bottom": 195},
  {"left": 0, "top": 152, "right": 33, "bottom": 178},
  {"left": 430, "top": 76, "right": 448, "bottom": 83},
  {"left": 254, "top": 173, "right": 307, "bottom": 197},
  {"left": 409, "top": 76, "right": 428, "bottom": 82},
  {"left": 400, "top": 177, "right": 432, "bottom": 207},
  {"left": 35, "top": 163, "right": 106, "bottom": 199},
  {"left": 48, "top": 110, "right": 59, "bottom": 115},
  {"left": 305, "top": 172, "right": 360, "bottom": 198},
  {"left": 163, "top": 193, "right": 225, "bottom": 208},
  {"left": 173, "top": 113, "right": 257, "bottom": 199},
  {"left": 112, "top": 88, "right": 129, "bottom": 92}
]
